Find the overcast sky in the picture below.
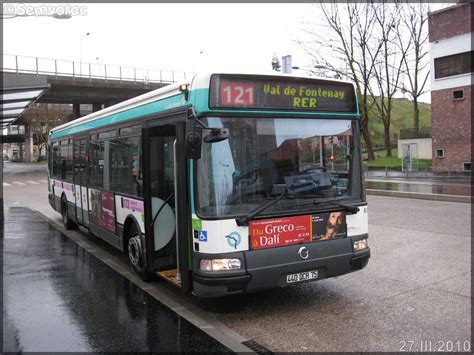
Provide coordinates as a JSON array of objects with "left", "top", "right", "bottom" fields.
[
  {"left": 3, "top": 3, "right": 313, "bottom": 73},
  {"left": 3, "top": 2, "right": 454, "bottom": 101}
]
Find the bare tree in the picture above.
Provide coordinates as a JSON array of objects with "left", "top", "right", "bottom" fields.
[
  {"left": 298, "top": 2, "right": 382, "bottom": 160},
  {"left": 367, "top": 3, "right": 409, "bottom": 157},
  {"left": 23, "top": 104, "right": 69, "bottom": 156},
  {"left": 396, "top": 1, "right": 430, "bottom": 135}
]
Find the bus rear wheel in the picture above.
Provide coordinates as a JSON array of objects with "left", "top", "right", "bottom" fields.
[
  {"left": 127, "top": 224, "right": 152, "bottom": 281},
  {"left": 61, "top": 195, "right": 75, "bottom": 230}
]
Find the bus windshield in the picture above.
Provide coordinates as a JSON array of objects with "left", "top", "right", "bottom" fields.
[{"left": 196, "top": 116, "right": 363, "bottom": 219}]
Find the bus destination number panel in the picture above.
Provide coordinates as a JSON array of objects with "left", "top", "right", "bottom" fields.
[{"left": 209, "top": 74, "right": 357, "bottom": 113}]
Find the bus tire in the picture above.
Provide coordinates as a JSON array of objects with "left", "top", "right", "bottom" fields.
[
  {"left": 127, "top": 224, "right": 152, "bottom": 281},
  {"left": 61, "top": 195, "right": 75, "bottom": 230}
]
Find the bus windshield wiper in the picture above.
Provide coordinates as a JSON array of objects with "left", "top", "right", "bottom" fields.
[
  {"left": 287, "top": 193, "right": 360, "bottom": 213},
  {"left": 236, "top": 191, "right": 287, "bottom": 226},
  {"left": 313, "top": 199, "right": 359, "bottom": 213}
]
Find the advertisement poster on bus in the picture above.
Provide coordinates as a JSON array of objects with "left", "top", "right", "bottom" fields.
[
  {"left": 102, "top": 191, "right": 116, "bottom": 233},
  {"left": 250, "top": 215, "right": 312, "bottom": 250},
  {"left": 90, "top": 188, "right": 102, "bottom": 226},
  {"left": 250, "top": 212, "right": 347, "bottom": 250},
  {"left": 312, "top": 212, "right": 346, "bottom": 241}
]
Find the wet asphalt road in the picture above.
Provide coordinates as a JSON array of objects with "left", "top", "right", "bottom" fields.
[
  {"left": 2, "top": 163, "right": 472, "bottom": 352},
  {"left": 2, "top": 207, "right": 230, "bottom": 352},
  {"left": 205, "top": 195, "right": 471, "bottom": 352},
  {"left": 365, "top": 180, "right": 471, "bottom": 196}
]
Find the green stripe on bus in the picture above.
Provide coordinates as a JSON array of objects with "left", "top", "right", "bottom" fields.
[{"left": 50, "top": 94, "right": 187, "bottom": 139}]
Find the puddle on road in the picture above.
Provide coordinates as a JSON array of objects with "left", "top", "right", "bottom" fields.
[{"left": 3, "top": 208, "right": 230, "bottom": 353}]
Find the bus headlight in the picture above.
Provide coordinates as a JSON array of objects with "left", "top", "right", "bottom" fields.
[
  {"left": 353, "top": 238, "right": 368, "bottom": 251},
  {"left": 200, "top": 258, "right": 242, "bottom": 271}
]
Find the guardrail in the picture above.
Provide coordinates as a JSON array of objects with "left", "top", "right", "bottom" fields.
[
  {"left": 1, "top": 53, "right": 195, "bottom": 84},
  {"left": 399, "top": 127, "right": 432, "bottom": 140}
]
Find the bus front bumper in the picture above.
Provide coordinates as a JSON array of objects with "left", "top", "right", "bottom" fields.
[{"left": 193, "top": 235, "right": 370, "bottom": 298}]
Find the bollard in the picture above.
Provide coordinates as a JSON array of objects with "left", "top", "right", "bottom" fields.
[{"left": 385, "top": 166, "right": 388, "bottom": 177}]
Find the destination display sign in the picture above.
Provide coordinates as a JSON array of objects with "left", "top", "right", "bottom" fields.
[{"left": 209, "top": 74, "right": 357, "bottom": 113}]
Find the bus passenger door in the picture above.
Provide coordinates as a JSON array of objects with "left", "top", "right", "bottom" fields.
[
  {"left": 143, "top": 120, "right": 191, "bottom": 292},
  {"left": 143, "top": 124, "right": 178, "bottom": 270},
  {"left": 73, "top": 137, "right": 88, "bottom": 226}
]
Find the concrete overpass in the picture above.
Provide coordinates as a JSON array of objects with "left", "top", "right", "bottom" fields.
[
  {"left": 1, "top": 54, "right": 194, "bottom": 161},
  {"left": 2, "top": 54, "right": 194, "bottom": 123}
]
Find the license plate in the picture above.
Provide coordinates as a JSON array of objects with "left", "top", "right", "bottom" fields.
[{"left": 286, "top": 270, "right": 319, "bottom": 284}]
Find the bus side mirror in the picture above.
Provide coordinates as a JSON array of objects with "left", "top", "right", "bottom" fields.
[
  {"left": 185, "top": 108, "right": 202, "bottom": 159},
  {"left": 185, "top": 120, "right": 202, "bottom": 160},
  {"left": 184, "top": 108, "right": 230, "bottom": 159},
  {"left": 204, "top": 128, "right": 229, "bottom": 143}
]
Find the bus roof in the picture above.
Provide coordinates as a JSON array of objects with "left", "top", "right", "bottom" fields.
[
  {"left": 49, "top": 72, "right": 358, "bottom": 140},
  {"left": 49, "top": 81, "right": 186, "bottom": 137}
]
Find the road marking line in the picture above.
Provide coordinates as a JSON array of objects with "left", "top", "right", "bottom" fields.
[
  {"left": 3, "top": 182, "right": 11, "bottom": 186},
  {"left": 12, "top": 182, "right": 26, "bottom": 186},
  {"left": 39, "top": 180, "right": 48, "bottom": 183},
  {"left": 26, "top": 180, "right": 40, "bottom": 185}
]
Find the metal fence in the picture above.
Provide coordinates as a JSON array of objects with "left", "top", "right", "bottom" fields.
[
  {"left": 2, "top": 54, "right": 195, "bottom": 84},
  {"left": 399, "top": 127, "right": 432, "bottom": 140},
  {"left": 6, "top": 125, "right": 25, "bottom": 135}
]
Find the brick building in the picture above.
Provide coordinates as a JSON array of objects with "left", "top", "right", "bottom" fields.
[{"left": 429, "top": 1, "right": 472, "bottom": 172}]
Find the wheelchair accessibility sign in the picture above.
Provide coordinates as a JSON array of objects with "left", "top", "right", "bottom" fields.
[{"left": 197, "top": 230, "right": 208, "bottom": 242}]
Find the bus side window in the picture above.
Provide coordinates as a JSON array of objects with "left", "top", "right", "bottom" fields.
[
  {"left": 52, "top": 142, "right": 59, "bottom": 178},
  {"left": 47, "top": 143, "right": 51, "bottom": 175},
  {"left": 59, "top": 140, "right": 69, "bottom": 181},
  {"left": 66, "top": 138, "right": 74, "bottom": 183},
  {"left": 109, "top": 135, "right": 141, "bottom": 197},
  {"left": 90, "top": 141, "right": 104, "bottom": 189}
]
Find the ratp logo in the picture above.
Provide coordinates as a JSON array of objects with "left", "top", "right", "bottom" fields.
[{"left": 225, "top": 232, "right": 241, "bottom": 249}]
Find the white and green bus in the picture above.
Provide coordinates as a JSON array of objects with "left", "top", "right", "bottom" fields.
[{"left": 48, "top": 73, "right": 370, "bottom": 297}]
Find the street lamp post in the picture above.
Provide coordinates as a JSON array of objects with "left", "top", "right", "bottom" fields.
[
  {"left": 79, "top": 32, "right": 90, "bottom": 77},
  {"left": 292, "top": 65, "right": 326, "bottom": 76},
  {"left": 293, "top": 64, "right": 350, "bottom": 80}
]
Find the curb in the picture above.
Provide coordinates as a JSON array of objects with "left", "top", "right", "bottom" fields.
[{"left": 366, "top": 189, "right": 471, "bottom": 203}]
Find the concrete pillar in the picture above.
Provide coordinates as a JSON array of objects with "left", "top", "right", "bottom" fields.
[
  {"left": 24, "top": 124, "right": 34, "bottom": 162},
  {"left": 71, "top": 103, "right": 81, "bottom": 121},
  {"left": 19, "top": 142, "right": 24, "bottom": 162},
  {"left": 92, "top": 103, "right": 103, "bottom": 112},
  {"left": 104, "top": 99, "right": 121, "bottom": 108}
]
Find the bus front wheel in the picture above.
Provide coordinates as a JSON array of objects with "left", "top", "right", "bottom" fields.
[
  {"left": 61, "top": 195, "right": 75, "bottom": 230},
  {"left": 127, "top": 224, "right": 152, "bottom": 281}
]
